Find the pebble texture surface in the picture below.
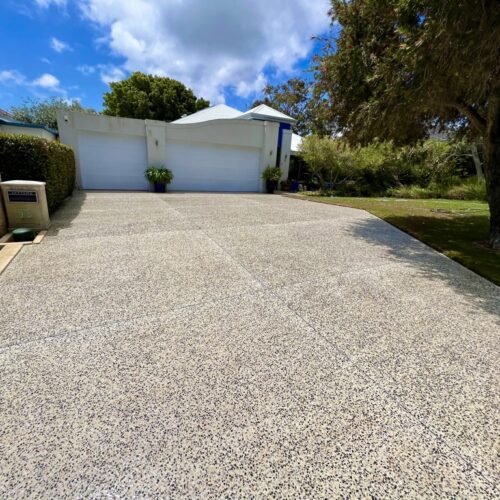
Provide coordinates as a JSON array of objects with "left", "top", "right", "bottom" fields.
[{"left": 0, "top": 191, "right": 499, "bottom": 497}]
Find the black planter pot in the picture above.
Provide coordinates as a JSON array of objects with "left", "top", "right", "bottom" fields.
[
  {"left": 154, "top": 182, "right": 166, "bottom": 193},
  {"left": 266, "top": 180, "right": 278, "bottom": 194}
]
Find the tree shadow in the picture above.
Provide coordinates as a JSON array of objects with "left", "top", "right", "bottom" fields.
[
  {"left": 346, "top": 215, "right": 500, "bottom": 322},
  {"left": 45, "top": 190, "right": 87, "bottom": 237}
]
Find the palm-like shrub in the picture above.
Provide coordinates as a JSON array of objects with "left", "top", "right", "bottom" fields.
[
  {"left": 145, "top": 166, "right": 173, "bottom": 185},
  {"left": 261, "top": 165, "right": 282, "bottom": 182}
]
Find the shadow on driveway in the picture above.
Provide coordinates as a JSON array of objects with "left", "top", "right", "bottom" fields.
[
  {"left": 46, "top": 191, "right": 87, "bottom": 237},
  {"left": 347, "top": 216, "right": 500, "bottom": 323}
]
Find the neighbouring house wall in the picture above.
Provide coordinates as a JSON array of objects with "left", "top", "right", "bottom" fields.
[
  {"left": 57, "top": 111, "right": 283, "bottom": 193},
  {"left": 0, "top": 125, "right": 56, "bottom": 141}
]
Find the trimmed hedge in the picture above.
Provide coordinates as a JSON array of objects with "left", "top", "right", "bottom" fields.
[{"left": 0, "top": 134, "right": 75, "bottom": 213}]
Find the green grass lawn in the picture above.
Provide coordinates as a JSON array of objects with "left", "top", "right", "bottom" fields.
[{"left": 304, "top": 195, "right": 500, "bottom": 286}]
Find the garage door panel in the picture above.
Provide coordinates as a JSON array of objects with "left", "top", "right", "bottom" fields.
[
  {"left": 78, "top": 132, "right": 148, "bottom": 190},
  {"left": 166, "top": 143, "right": 260, "bottom": 192}
]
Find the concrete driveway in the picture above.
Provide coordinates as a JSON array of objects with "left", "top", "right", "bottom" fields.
[{"left": 1, "top": 191, "right": 499, "bottom": 497}]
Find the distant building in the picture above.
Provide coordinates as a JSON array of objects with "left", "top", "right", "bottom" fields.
[{"left": 0, "top": 115, "right": 57, "bottom": 141}]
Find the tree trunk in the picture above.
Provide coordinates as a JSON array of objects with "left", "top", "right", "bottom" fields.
[
  {"left": 471, "top": 144, "right": 484, "bottom": 181},
  {"left": 484, "top": 91, "right": 500, "bottom": 249}
]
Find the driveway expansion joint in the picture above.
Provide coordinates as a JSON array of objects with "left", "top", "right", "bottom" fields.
[
  {"left": 1, "top": 191, "right": 498, "bottom": 496},
  {"left": 163, "top": 198, "right": 499, "bottom": 490}
]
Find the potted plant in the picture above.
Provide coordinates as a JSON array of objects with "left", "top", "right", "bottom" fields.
[
  {"left": 145, "top": 166, "right": 173, "bottom": 193},
  {"left": 262, "top": 165, "right": 282, "bottom": 194},
  {"left": 280, "top": 179, "right": 291, "bottom": 192}
]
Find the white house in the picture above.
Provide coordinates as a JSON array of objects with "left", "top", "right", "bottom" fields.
[
  {"left": 291, "top": 133, "right": 303, "bottom": 155},
  {"left": 0, "top": 116, "right": 57, "bottom": 141},
  {"left": 57, "top": 104, "right": 296, "bottom": 193}
]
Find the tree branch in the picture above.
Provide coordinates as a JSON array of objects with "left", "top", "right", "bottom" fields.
[{"left": 451, "top": 101, "right": 487, "bottom": 134}]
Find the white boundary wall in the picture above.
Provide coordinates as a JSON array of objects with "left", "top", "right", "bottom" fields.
[{"left": 57, "top": 111, "right": 288, "bottom": 192}]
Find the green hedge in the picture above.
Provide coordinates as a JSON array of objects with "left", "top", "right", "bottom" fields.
[{"left": 0, "top": 134, "right": 75, "bottom": 213}]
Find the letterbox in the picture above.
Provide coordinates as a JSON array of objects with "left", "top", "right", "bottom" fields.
[{"left": 0, "top": 180, "right": 50, "bottom": 231}]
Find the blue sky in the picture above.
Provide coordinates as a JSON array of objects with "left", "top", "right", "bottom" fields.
[{"left": 0, "top": 0, "right": 331, "bottom": 113}]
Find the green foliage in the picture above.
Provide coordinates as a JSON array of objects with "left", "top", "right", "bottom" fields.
[
  {"left": 0, "top": 134, "right": 75, "bottom": 212},
  {"left": 261, "top": 166, "right": 282, "bottom": 182},
  {"left": 388, "top": 184, "right": 443, "bottom": 199},
  {"left": 390, "top": 178, "right": 488, "bottom": 201},
  {"left": 144, "top": 166, "right": 173, "bottom": 184},
  {"left": 349, "top": 141, "right": 413, "bottom": 195},
  {"left": 313, "top": 0, "right": 500, "bottom": 246},
  {"left": 195, "top": 98, "right": 210, "bottom": 112},
  {"left": 103, "top": 72, "right": 210, "bottom": 122},
  {"left": 300, "top": 135, "right": 482, "bottom": 198},
  {"left": 300, "top": 135, "right": 353, "bottom": 191},
  {"left": 316, "top": 0, "right": 500, "bottom": 143},
  {"left": 252, "top": 78, "right": 324, "bottom": 136},
  {"left": 446, "top": 179, "right": 488, "bottom": 201},
  {"left": 10, "top": 97, "right": 97, "bottom": 131}
]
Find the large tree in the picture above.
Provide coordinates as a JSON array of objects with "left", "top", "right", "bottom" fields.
[
  {"left": 251, "top": 78, "right": 335, "bottom": 136},
  {"left": 10, "top": 97, "right": 96, "bottom": 131},
  {"left": 103, "top": 72, "right": 209, "bottom": 122},
  {"left": 316, "top": 0, "right": 500, "bottom": 248},
  {"left": 251, "top": 78, "right": 315, "bottom": 135}
]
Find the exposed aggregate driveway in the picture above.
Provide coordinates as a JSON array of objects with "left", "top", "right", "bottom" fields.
[{"left": 1, "top": 191, "right": 499, "bottom": 497}]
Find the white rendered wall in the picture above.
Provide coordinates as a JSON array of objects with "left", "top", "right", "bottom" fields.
[{"left": 57, "top": 111, "right": 284, "bottom": 193}]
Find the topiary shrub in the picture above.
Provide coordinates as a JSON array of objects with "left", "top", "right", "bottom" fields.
[{"left": 0, "top": 134, "right": 75, "bottom": 213}]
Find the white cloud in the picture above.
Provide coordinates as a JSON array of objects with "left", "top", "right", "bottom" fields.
[
  {"left": 99, "top": 65, "right": 126, "bottom": 84},
  {"left": 50, "top": 37, "right": 72, "bottom": 53},
  {"left": 77, "top": 64, "right": 96, "bottom": 76},
  {"left": 236, "top": 73, "right": 267, "bottom": 99},
  {"left": 33, "top": 73, "right": 61, "bottom": 90},
  {"left": 76, "top": 64, "right": 126, "bottom": 84},
  {"left": 34, "top": 0, "right": 67, "bottom": 7},
  {"left": 0, "top": 70, "right": 26, "bottom": 85},
  {"left": 0, "top": 69, "right": 79, "bottom": 101},
  {"left": 79, "top": 0, "right": 330, "bottom": 102}
]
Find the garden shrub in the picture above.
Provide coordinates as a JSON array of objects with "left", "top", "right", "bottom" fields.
[
  {"left": 388, "top": 179, "right": 487, "bottom": 201},
  {"left": 0, "top": 133, "right": 75, "bottom": 213},
  {"left": 445, "top": 178, "right": 487, "bottom": 201},
  {"left": 299, "top": 135, "right": 481, "bottom": 199},
  {"left": 350, "top": 142, "right": 400, "bottom": 195},
  {"left": 388, "top": 184, "right": 444, "bottom": 199},
  {"left": 300, "top": 135, "right": 354, "bottom": 191}
]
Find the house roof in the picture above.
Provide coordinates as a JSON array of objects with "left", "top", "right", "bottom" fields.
[
  {"left": 0, "top": 116, "right": 57, "bottom": 136},
  {"left": 291, "top": 133, "right": 303, "bottom": 153},
  {"left": 239, "top": 104, "right": 296, "bottom": 124},
  {"left": 172, "top": 103, "right": 296, "bottom": 125},
  {"left": 172, "top": 104, "right": 243, "bottom": 124}
]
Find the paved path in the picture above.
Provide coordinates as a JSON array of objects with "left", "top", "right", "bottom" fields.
[{"left": 1, "top": 192, "right": 499, "bottom": 497}]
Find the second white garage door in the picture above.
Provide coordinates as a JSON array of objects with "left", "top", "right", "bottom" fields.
[{"left": 166, "top": 142, "right": 261, "bottom": 192}]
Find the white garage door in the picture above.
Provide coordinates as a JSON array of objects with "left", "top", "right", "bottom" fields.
[
  {"left": 78, "top": 132, "right": 148, "bottom": 190},
  {"left": 166, "top": 142, "right": 261, "bottom": 192}
]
